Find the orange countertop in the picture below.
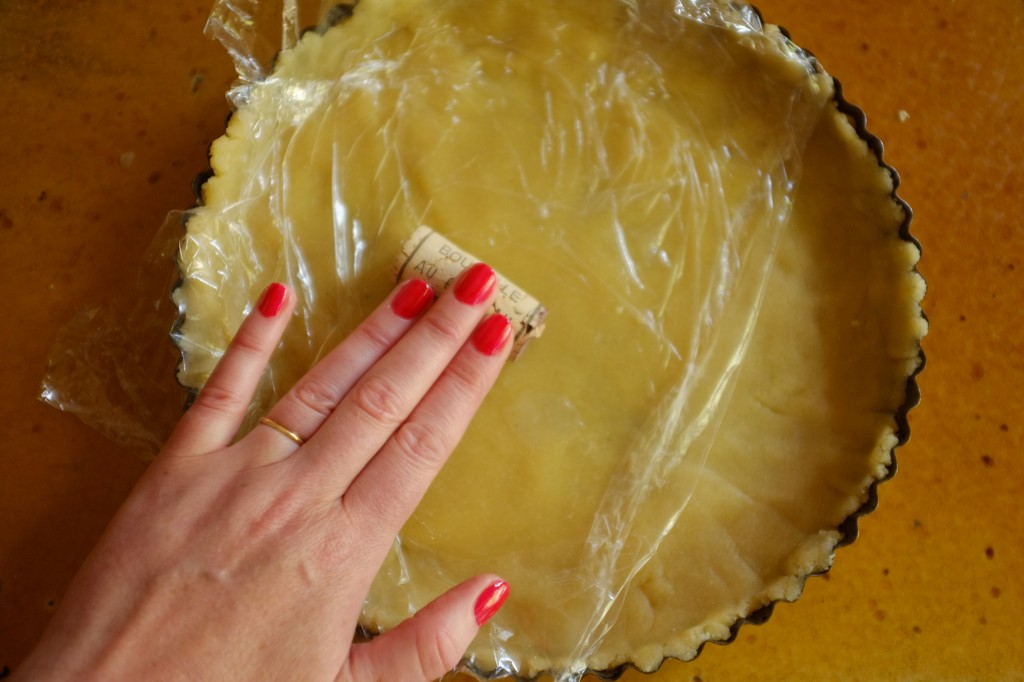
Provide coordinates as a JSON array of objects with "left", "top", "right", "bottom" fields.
[{"left": 1, "top": 1, "right": 1021, "bottom": 680}]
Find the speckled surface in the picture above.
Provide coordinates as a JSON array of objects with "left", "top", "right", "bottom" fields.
[{"left": 1, "top": 2, "right": 1020, "bottom": 680}]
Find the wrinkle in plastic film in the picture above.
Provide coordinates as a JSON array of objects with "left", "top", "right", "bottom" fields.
[
  {"left": 43, "top": 0, "right": 829, "bottom": 678},
  {"left": 206, "top": 0, "right": 307, "bottom": 84}
]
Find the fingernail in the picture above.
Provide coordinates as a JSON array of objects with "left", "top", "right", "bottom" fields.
[
  {"left": 474, "top": 579, "right": 510, "bottom": 626},
  {"left": 454, "top": 263, "right": 497, "bottom": 306},
  {"left": 472, "top": 314, "right": 513, "bottom": 356},
  {"left": 391, "top": 279, "right": 435, "bottom": 319},
  {"left": 258, "top": 283, "right": 287, "bottom": 317}
]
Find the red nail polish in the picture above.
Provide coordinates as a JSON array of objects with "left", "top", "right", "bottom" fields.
[
  {"left": 474, "top": 580, "right": 510, "bottom": 626},
  {"left": 391, "top": 279, "right": 435, "bottom": 319},
  {"left": 454, "top": 263, "right": 497, "bottom": 306},
  {"left": 258, "top": 283, "right": 287, "bottom": 317},
  {"left": 472, "top": 314, "right": 513, "bottom": 356}
]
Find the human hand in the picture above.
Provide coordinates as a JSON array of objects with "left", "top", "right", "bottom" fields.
[{"left": 19, "top": 264, "right": 514, "bottom": 681}]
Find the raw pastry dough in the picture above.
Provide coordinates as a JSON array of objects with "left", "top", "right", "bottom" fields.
[{"left": 174, "top": 0, "right": 925, "bottom": 676}]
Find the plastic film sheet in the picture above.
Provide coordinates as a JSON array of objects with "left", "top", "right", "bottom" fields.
[{"left": 43, "top": 0, "right": 832, "bottom": 678}]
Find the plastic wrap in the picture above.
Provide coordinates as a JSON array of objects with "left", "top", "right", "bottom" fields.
[
  {"left": 44, "top": 0, "right": 842, "bottom": 678},
  {"left": 40, "top": 214, "right": 193, "bottom": 454}
]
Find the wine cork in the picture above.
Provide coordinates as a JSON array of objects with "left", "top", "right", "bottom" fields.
[{"left": 393, "top": 226, "right": 547, "bottom": 359}]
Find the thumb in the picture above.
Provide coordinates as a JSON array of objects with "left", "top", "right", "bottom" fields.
[{"left": 343, "top": 575, "right": 510, "bottom": 682}]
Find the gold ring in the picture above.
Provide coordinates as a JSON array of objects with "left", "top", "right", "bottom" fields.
[{"left": 258, "top": 416, "right": 304, "bottom": 446}]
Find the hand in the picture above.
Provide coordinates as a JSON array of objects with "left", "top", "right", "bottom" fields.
[{"left": 19, "top": 264, "right": 514, "bottom": 681}]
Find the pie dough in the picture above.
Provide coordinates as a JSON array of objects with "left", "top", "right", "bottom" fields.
[{"left": 173, "top": 0, "right": 926, "bottom": 676}]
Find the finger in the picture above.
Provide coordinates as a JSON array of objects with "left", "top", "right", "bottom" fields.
[
  {"left": 251, "top": 278, "right": 436, "bottom": 458},
  {"left": 342, "top": 576, "right": 510, "bottom": 682},
  {"left": 299, "top": 263, "right": 501, "bottom": 491},
  {"left": 343, "top": 313, "right": 512, "bottom": 531},
  {"left": 166, "top": 282, "right": 295, "bottom": 455}
]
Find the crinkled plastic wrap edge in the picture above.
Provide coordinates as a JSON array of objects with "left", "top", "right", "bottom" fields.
[{"left": 168, "top": 4, "right": 927, "bottom": 680}]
